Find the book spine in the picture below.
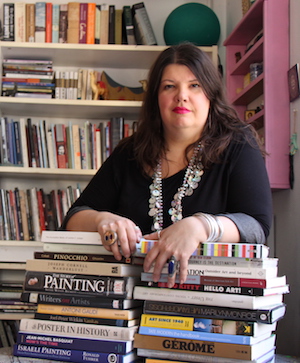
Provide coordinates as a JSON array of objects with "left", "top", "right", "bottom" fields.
[
  {"left": 3, "top": 3, "right": 14, "bottom": 41},
  {"left": 14, "top": 344, "right": 137, "bottom": 362},
  {"left": 25, "top": 259, "right": 142, "bottom": 276},
  {"left": 19, "top": 319, "right": 138, "bottom": 341},
  {"left": 67, "top": 2, "right": 80, "bottom": 44},
  {"left": 149, "top": 264, "right": 278, "bottom": 279},
  {"left": 133, "top": 333, "right": 276, "bottom": 360},
  {"left": 132, "top": 2, "right": 157, "bottom": 45},
  {"left": 108, "top": 5, "right": 115, "bottom": 44},
  {"left": 143, "top": 300, "right": 285, "bottom": 324},
  {"left": 79, "top": 3, "right": 88, "bottom": 43},
  {"left": 15, "top": 2, "right": 26, "bottom": 42},
  {"left": 45, "top": 2, "right": 53, "bottom": 43},
  {"left": 36, "top": 303, "right": 141, "bottom": 320},
  {"left": 52, "top": 4, "right": 60, "bottom": 43},
  {"left": 59, "top": 4, "right": 68, "bottom": 43},
  {"left": 35, "top": 2, "right": 46, "bottom": 43},
  {"left": 23, "top": 272, "right": 136, "bottom": 299},
  {"left": 86, "top": 2, "right": 96, "bottom": 44},
  {"left": 17, "top": 332, "right": 133, "bottom": 354},
  {"left": 139, "top": 348, "right": 275, "bottom": 363},
  {"left": 134, "top": 286, "right": 283, "bottom": 310},
  {"left": 147, "top": 282, "right": 272, "bottom": 296},
  {"left": 138, "top": 326, "right": 262, "bottom": 345},
  {"left": 122, "top": 6, "right": 135, "bottom": 45},
  {"left": 100, "top": 4, "right": 109, "bottom": 44},
  {"left": 54, "top": 124, "right": 68, "bottom": 168},
  {"left": 34, "top": 312, "right": 139, "bottom": 327}
]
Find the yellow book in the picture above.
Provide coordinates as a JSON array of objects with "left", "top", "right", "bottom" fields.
[
  {"left": 141, "top": 314, "right": 194, "bottom": 330},
  {"left": 37, "top": 304, "right": 142, "bottom": 320}
]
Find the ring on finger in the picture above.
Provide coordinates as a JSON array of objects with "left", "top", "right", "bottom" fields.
[
  {"left": 103, "top": 230, "right": 118, "bottom": 246},
  {"left": 168, "top": 255, "right": 178, "bottom": 277}
]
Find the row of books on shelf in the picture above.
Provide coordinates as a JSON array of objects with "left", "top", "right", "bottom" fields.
[
  {"left": 2, "top": 57, "right": 145, "bottom": 100},
  {"left": 9, "top": 230, "right": 288, "bottom": 363},
  {"left": 1, "top": 2, "right": 157, "bottom": 46},
  {"left": 0, "top": 116, "right": 132, "bottom": 169},
  {"left": 0, "top": 185, "right": 81, "bottom": 242}
]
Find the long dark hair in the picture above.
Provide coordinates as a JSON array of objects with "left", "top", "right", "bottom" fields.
[{"left": 130, "top": 42, "right": 258, "bottom": 172}]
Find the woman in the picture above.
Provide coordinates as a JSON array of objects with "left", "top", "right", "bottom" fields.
[{"left": 62, "top": 43, "right": 272, "bottom": 288}]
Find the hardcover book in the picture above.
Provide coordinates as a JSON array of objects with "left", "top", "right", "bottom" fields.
[
  {"left": 23, "top": 271, "right": 139, "bottom": 299},
  {"left": 19, "top": 318, "right": 139, "bottom": 341},
  {"left": 140, "top": 313, "right": 276, "bottom": 337},
  {"left": 133, "top": 333, "right": 276, "bottom": 360},
  {"left": 17, "top": 332, "right": 135, "bottom": 354},
  {"left": 134, "top": 286, "right": 283, "bottom": 309},
  {"left": 143, "top": 300, "right": 286, "bottom": 324},
  {"left": 25, "top": 259, "right": 143, "bottom": 276},
  {"left": 132, "top": 2, "right": 157, "bottom": 45},
  {"left": 35, "top": 2, "right": 46, "bottom": 43},
  {"left": 21, "top": 291, "right": 143, "bottom": 310}
]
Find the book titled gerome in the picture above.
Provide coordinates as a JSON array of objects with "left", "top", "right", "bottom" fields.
[{"left": 41, "top": 231, "right": 269, "bottom": 258}]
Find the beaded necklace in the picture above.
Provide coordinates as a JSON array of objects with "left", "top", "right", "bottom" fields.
[{"left": 148, "top": 143, "right": 204, "bottom": 232}]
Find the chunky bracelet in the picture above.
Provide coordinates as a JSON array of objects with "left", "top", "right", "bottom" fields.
[{"left": 194, "top": 212, "right": 224, "bottom": 242}]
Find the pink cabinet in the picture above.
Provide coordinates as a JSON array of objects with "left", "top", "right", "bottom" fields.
[{"left": 224, "top": 0, "right": 290, "bottom": 189}]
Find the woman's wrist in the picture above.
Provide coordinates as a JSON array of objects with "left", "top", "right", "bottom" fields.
[{"left": 193, "top": 212, "right": 224, "bottom": 242}]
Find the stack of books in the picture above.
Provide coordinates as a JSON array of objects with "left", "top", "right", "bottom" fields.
[
  {"left": 13, "top": 231, "right": 144, "bottom": 362},
  {"left": 1, "top": 59, "right": 55, "bottom": 98},
  {"left": 133, "top": 242, "right": 289, "bottom": 363}
]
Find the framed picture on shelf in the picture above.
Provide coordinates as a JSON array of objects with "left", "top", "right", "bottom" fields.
[
  {"left": 288, "top": 64, "right": 300, "bottom": 102},
  {"left": 245, "top": 109, "right": 256, "bottom": 120}
]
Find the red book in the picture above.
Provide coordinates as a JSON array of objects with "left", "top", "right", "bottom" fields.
[
  {"left": 36, "top": 189, "right": 47, "bottom": 231},
  {"left": 79, "top": 3, "right": 88, "bottom": 43},
  {"left": 54, "top": 124, "right": 68, "bottom": 168},
  {"left": 45, "top": 3, "right": 53, "bottom": 43}
]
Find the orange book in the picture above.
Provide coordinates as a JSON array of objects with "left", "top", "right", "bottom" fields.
[
  {"left": 45, "top": 3, "right": 53, "bottom": 42},
  {"left": 86, "top": 3, "right": 96, "bottom": 44}
]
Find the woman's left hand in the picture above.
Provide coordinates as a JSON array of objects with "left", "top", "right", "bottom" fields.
[{"left": 143, "top": 216, "right": 208, "bottom": 288}]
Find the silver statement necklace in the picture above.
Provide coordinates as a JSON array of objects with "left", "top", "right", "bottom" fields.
[{"left": 148, "top": 143, "right": 204, "bottom": 232}]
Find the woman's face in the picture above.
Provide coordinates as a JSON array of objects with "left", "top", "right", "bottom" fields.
[{"left": 158, "top": 64, "right": 210, "bottom": 139}]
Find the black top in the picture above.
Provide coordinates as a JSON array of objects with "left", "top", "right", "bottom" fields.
[{"left": 64, "top": 134, "right": 272, "bottom": 238}]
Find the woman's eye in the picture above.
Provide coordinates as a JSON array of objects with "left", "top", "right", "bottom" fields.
[
  {"left": 191, "top": 83, "right": 200, "bottom": 88},
  {"left": 164, "top": 84, "right": 174, "bottom": 90}
]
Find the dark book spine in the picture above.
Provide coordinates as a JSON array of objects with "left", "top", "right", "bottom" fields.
[
  {"left": 34, "top": 312, "right": 135, "bottom": 327},
  {"left": 21, "top": 291, "right": 142, "bottom": 310},
  {"left": 23, "top": 271, "right": 136, "bottom": 299},
  {"left": 108, "top": 5, "right": 115, "bottom": 44},
  {"left": 149, "top": 282, "right": 269, "bottom": 296},
  {"left": 143, "top": 300, "right": 286, "bottom": 324},
  {"left": 3, "top": 3, "right": 15, "bottom": 41},
  {"left": 16, "top": 332, "right": 133, "bottom": 354}
]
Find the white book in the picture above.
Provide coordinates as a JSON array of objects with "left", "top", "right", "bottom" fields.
[
  {"left": 133, "top": 286, "right": 283, "bottom": 310},
  {"left": 15, "top": 2, "right": 26, "bottom": 42},
  {"left": 19, "top": 318, "right": 138, "bottom": 341},
  {"left": 30, "top": 187, "right": 41, "bottom": 241},
  {"left": 35, "top": 2, "right": 46, "bottom": 43},
  {"left": 19, "top": 118, "right": 29, "bottom": 168},
  {"left": 149, "top": 263, "right": 278, "bottom": 279}
]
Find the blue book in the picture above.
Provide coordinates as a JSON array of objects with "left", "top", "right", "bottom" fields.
[
  {"left": 17, "top": 332, "right": 134, "bottom": 354},
  {"left": 138, "top": 326, "right": 272, "bottom": 345},
  {"left": 14, "top": 343, "right": 137, "bottom": 363},
  {"left": 52, "top": 4, "right": 60, "bottom": 43},
  {"left": 35, "top": 2, "right": 46, "bottom": 42}
]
